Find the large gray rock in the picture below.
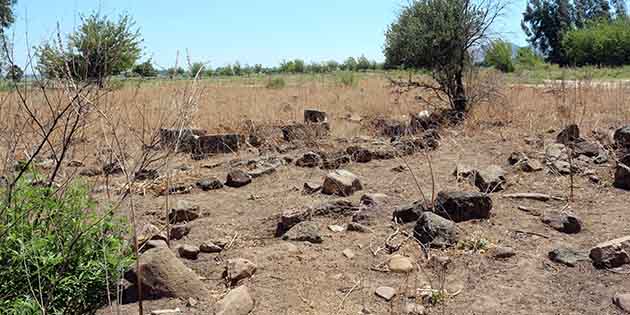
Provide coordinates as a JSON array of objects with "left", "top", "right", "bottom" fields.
[
  {"left": 226, "top": 170, "right": 252, "bottom": 188},
  {"left": 125, "top": 247, "right": 208, "bottom": 299},
  {"left": 169, "top": 200, "right": 201, "bottom": 223},
  {"left": 541, "top": 212, "right": 583, "bottom": 234},
  {"left": 322, "top": 170, "right": 363, "bottom": 196},
  {"left": 548, "top": 246, "right": 589, "bottom": 267},
  {"left": 282, "top": 221, "right": 322, "bottom": 243},
  {"left": 590, "top": 236, "right": 630, "bottom": 269},
  {"left": 434, "top": 191, "right": 492, "bottom": 222},
  {"left": 614, "top": 125, "right": 630, "bottom": 149},
  {"left": 413, "top": 212, "right": 457, "bottom": 248},
  {"left": 474, "top": 165, "right": 507, "bottom": 193},
  {"left": 614, "top": 155, "right": 630, "bottom": 190},
  {"left": 215, "top": 286, "right": 255, "bottom": 315},
  {"left": 393, "top": 200, "right": 427, "bottom": 223}
]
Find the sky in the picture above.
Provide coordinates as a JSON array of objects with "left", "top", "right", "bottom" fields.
[{"left": 8, "top": 0, "right": 528, "bottom": 70}]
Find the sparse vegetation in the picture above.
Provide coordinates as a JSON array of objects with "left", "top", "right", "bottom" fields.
[{"left": 265, "top": 76, "right": 286, "bottom": 89}]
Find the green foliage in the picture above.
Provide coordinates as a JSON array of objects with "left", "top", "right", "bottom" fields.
[
  {"left": 356, "top": 55, "right": 371, "bottom": 71},
  {"left": 0, "top": 175, "right": 132, "bottom": 314},
  {"left": 522, "top": 0, "right": 573, "bottom": 64},
  {"left": 189, "top": 62, "right": 206, "bottom": 78},
  {"left": 342, "top": 57, "right": 357, "bottom": 71},
  {"left": 0, "top": 0, "right": 16, "bottom": 30},
  {"left": 562, "top": 18, "right": 630, "bottom": 66},
  {"left": 336, "top": 71, "right": 357, "bottom": 87},
  {"left": 484, "top": 40, "right": 515, "bottom": 72},
  {"left": 514, "top": 46, "right": 545, "bottom": 69},
  {"left": 265, "top": 76, "right": 286, "bottom": 89},
  {"left": 384, "top": 0, "right": 503, "bottom": 111},
  {"left": 36, "top": 13, "right": 142, "bottom": 84},
  {"left": 167, "top": 66, "right": 185, "bottom": 78},
  {"left": 132, "top": 59, "right": 158, "bottom": 77},
  {"left": 6, "top": 64, "right": 23, "bottom": 81}
]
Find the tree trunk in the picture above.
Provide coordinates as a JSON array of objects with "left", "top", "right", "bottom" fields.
[{"left": 453, "top": 69, "right": 467, "bottom": 112}]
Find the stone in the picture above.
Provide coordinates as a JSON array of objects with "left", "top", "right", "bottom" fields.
[
  {"left": 296, "top": 152, "right": 322, "bottom": 167},
  {"left": 328, "top": 224, "right": 345, "bottom": 232},
  {"left": 346, "top": 146, "right": 373, "bottom": 163},
  {"left": 548, "top": 246, "right": 589, "bottom": 267},
  {"left": 200, "top": 241, "right": 224, "bottom": 253},
  {"left": 541, "top": 212, "right": 582, "bottom": 234},
  {"left": 215, "top": 286, "right": 255, "bottom": 315},
  {"left": 590, "top": 236, "right": 630, "bottom": 268},
  {"left": 545, "top": 143, "right": 568, "bottom": 162},
  {"left": 388, "top": 255, "right": 415, "bottom": 273},
  {"left": 135, "top": 169, "right": 160, "bottom": 181},
  {"left": 434, "top": 191, "right": 493, "bottom": 222},
  {"left": 125, "top": 247, "right": 208, "bottom": 299},
  {"left": 169, "top": 200, "right": 201, "bottom": 223},
  {"left": 248, "top": 166, "right": 277, "bottom": 178},
  {"left": 79, "top": 167, "right": 103, "bottom": 177},
  {"left": 342, "top": 248, "right": 355, "bottom": 259},
  {"left": 159, "top": 128, "right": 207, "bottom": 152},
  {"left": 572, "top": 140, "right": 601, "bottom": 157},
  {"left": 413, "top": 212, "right": 457, "bottom": 248},
  {"left": 195, "top": 134, "right": 240, "bottom": 154},
  {"left": 303, "top": 182, "right": 322, "bottom": 195},
  {"left": 226, "top": 170, "right": 252, "bottom": 188},
  {"left": 404, "top": 302, "right": 426, "bottom": 315},
  {"left": 520, "top": 159, "right": 543, "bottom": 172},
  {"left": 103, "top": 161, "right": 123, "bottom": 175},
  {"left": 508, "top": 152, "right": 528, "bottom": 165},
  {"left": 281, "top": 122, "right": 330, "bottom": 141},
  {"left": 557, "top": 124, "right": 580, "bottom": 144},
  {"left": 347, "top": 222, "right": 373, "bottom": 233},
  {"left": 196, "top": 178, "right": 224, "bottom": 191},
  {"left": 614, "top": 125, "right": 630, "bottom": 149},
  {"left": 375, "top": 286, "right": 396, "bottom": 301},
  {"left": 282, "top": 221, "right": 322, "bottom": 243},
  {"left": 474, "top": 165, "right": 506, "bottom": 193},
  {"left": 393, "top": 200, "right": 427, "bottom": 223},
  {"left": 178, "top": 245, "right": 200, "bottom": 260},
  {"left": 360, "top": 193, "right": 389, "bottom": 208},
  {"left": 142, "top": 239, "right": 169, "bottom": 252},
  {"left": 138, "top": 223, "right": 168, "bottom": 244},
  {"left": 321, "top": 154, "right": 351, "bottom": 169},
  {"left": 304, "top": 109, "right": 327, "bottom": 123},
  {"left": 613, "top": 293, "right": 630, "bottom": 313},
  {"left": 493, "top": 246, "right": 516, "bottom": 259},
  {"left": 593, "top": 152, "right": 609, "bottom": 164},
  {"left": 453, "top": 163, "right": 477, "bottom": 180},
  {"left": 551, "top": 160, "right": 573, "bottom": 175},
  {"left": 226, "top": 259, "right": 257, "bottom": 284},
  {"left": 170, "top": 224, "right": 191, "bottom": 240},
  {"left": 614, "top": 155, "right": 630, "bottom": 190},
  {"left": 322, "top": 170, "right": 363, "bottom": 196},
  {"left": 374, "top": 118, "right": 408, "bottom": 138}
]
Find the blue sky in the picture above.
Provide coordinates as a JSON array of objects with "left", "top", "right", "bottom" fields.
[{"left": 9, "top": 0, "right": 528, "bottom": 69}]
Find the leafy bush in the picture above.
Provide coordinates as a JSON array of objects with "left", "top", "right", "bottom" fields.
[
  {"left": 0, "top": 175, "right": 132, "bottom": 314},
  {"left": 562, "top": 19, "right": 630, "bottom": 66},
  {"left": 484, "top": 40, "right": 515, "bottom": 73},
  {"left": 132, "top": 59, "right": 158, "bottom": 77},
  {"left": 514, "top": 46, "right": 545, "bottom": 69},
  {"left": 265, "top": 77, "right": 286, "bottom": 89}
]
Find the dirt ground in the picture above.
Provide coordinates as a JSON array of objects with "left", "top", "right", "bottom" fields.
[{"left": 93, "top": 112, "right": 629, "bottom": 315}]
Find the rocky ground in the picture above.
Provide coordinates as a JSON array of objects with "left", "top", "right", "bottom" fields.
[{"left": 92, "top": 112, "right": 630, "bottom": 315}]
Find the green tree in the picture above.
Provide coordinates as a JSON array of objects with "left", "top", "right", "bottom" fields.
[
  {"left": 484, "top": 40, "right": 515, "bottom": 72},
  {"left": 612, "top": 0, "right": 627, "bottom": 17},
  {"left": 356, "top": 55, "right": 371, "bottom": 71},
  {"left": 37, "top": 13, "right": 142, "bottom": 85},
  {"left": 132, "top": 59, "right": 158, "bottom": 77},
  {"left": 343, "top": 57, "right": 357, "bottom": 71},
  {"left": 562, "top": 18, "right": 630, "bottom": 65},
  {"left": 324, "top": 60, "right": 339, "bottom": 72},
  {"left": 189, "top": 62, "right": 206, "bottom": 77},
  {"left": 515, "top": 46, "right": 544, "bottom": 68},
  {"left": 522, "top": 0, "right": 573, "bottom": 64},
  {"left": 167, "top": 66, "right": 185, "bottom": 78},
  {"left": 6, "top": 64, "right": 22, "bottom": 81},
  {"left": 0, "top": 0, "right": 16, "bottom": 30},
  {"left": 384, "top": 0, "right": 506, "bottom": 112}
]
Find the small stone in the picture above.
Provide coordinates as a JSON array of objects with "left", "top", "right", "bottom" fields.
[
  {"left": 226, "top": 259, "right": 257, "bottom": 284},
  {"left": 414, "top": 212, "right": 457, "bottom": 248},
  {"left": 549, "top": 246, "right": 589, "bottom": 267},
  {"left": 282, "top": 221, "right": 322, "bottom": 243},
  {"left": 226, "top": 170, "right": 252, "bottom": 188},
  {"left": 296, "top": 151, "right": 322, "bottom": 168},
  {"left": 493, "top": 246, "right": 515, "bottom": 259},
  {"left": 303, "top": 182, "right": 322, "bottom": 195},
  {"left": 170, "top": 224, "right": 191, "bottom": 240},
  {"left": 375, "top": 286, "right": 396, "bottom": 301},
  {"left": 142, "top": 239, "right": 169, "bottom": 252},
  {"left": 388, "top": 255, "right": 415, "bottom": 273},
  {"left": 453, "top": 163, "right": 476, "bottom": 180},
  {"left": 169, "top": 200, "right": 201, "bottom": 223},
  {"left": 434, "top": 191, "right": 493, "bottom": 222},
  {"left": 508, "top": 152, "right": 528, "bottom": 165},
  {"left": 196, "top": 178, "right": 224, "bottom": 191},
  {"left": 328, "top": 224, "right": 345, "bottom": 233},
  {"left": 342, "top": 248, "right": 355, "bottom": 259},
  {"left": 200, "top": 241, "right": 223, "bottom": 253},
  {"left": 322, "top": 170, "right": 363, "bottom": 196},
  {"left": 613, "top": 293, "right": 630, "bottom": 313},
  {"left": 474, "top": 165, "right": 507, "bottom": 193},
  {"left": 545, "top": 143, "right": 568, "bottom": 162},
  {"left": 590, "top": 236, "right": 630, "bottom": 269},
  {"left": 347, "top": 222, "right": 373, "bottom": 233},
  {"left": 178, "top": 245, "right": 200, "bottom": 260},
  {"left": 551, "top": 160, "right": 573, "bottom": 175},
  {"left": 391, "top": 165, "right": 407, "bottom": 172},
  {"left": 393, "top": 200, "right": 427, "bottom": 223},
  {"left": 404, "top": 302, "right": 426, "bottom": 315},
  {"left": 360, "top": 193, "right": 388, "bottom": 208},
  {"left": 248, "top": 166, "right": 277, "bottom": 178},
  {"left": 557, "top": 124, "right": 580, "bottom": 144},
  {"left": 520, "top": 159, "right": 543, "bottom": 172},
  {"left": 541, "top": 212, "right": 582, "bottom": 234},
  {"left": 215, "top": 286, "right": 255, "bottom": 315}
]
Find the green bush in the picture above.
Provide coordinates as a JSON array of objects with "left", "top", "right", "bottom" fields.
[
  {"left": 336, "top": 71, "right": 357, "bottom": 87},
  {"left": 562, "top": 19, "right": 630, "bottom": 66},
  {"left": 484, "top": 40, "right": 515, "bottom": 73},
  {"left": 0, "top": 175, "right": 132, "bottom": 314},
  {"left": 514, "top": 46, "right": 545, "bottom": 70},
  {"left": 265, "top": 77, "right": 286, "bottom": 89}
]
